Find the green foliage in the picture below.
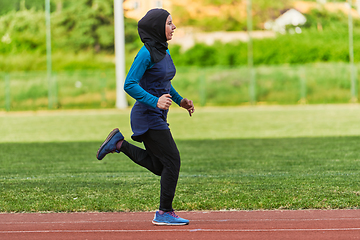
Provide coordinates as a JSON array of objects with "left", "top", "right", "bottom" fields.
[
  {"left": 303, "top": 8, "right": 350, "bottom": 29},
  {"left": 0, "top": 0, "right": 19, "bottom": 15},
  {"left": 0, "top": 1, "right": 140, "bottom": 55},
  {"left": 0, "top": 0, "right": 81, "bottom": 15},
  {"left": 0, "top": 0, "right": 358, "bottom": 73},
  {"left": 171, "top": 22, "right": 360, "bottom": 67},
  {"left": 0, "top": 9, "right": 47, "bottom": 54},
  {"left": 0, "top": 52, "right": 115, "bottom": 72},
  {"left": 0, "top": 0, "right": 48, "bottom": 15},
  {"left": 124, "top": 17, "right": 142, "bottom": 51},
  {"left": 252, "top": 0, "right": 293, "bottom": 29},
  {"left": 172, "top": 1, "right": 360, "bottom": 66},
  {"left": 1, "top": 63, "right": 359, "bottom": 111},
  {"left": 177, "top": 43, "right": 219, "bottom": 66},
  {"left": 52, "top": 0, "right": 114, "bottom": 52}
]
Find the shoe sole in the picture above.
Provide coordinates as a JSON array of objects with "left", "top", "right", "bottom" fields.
[
  {"left": 152, "top": 220, "right": 189, "bottom": 226},
  {"left": 96, "top": 128, "right": 120, "bottom": 160}
]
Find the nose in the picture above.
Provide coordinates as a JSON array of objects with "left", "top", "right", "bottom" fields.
[{"left": 173, "top": 24, "right": 176, "bottom": 30}]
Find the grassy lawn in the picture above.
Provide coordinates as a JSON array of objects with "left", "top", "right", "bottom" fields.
[{"left": 1, "top": 105, "right": 360, "bottom": 212}]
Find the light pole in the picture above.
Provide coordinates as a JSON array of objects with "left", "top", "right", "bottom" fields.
[
  {"left": 45, "top": 0, "right": 53, "bottom": 109},
  {"left": 247, "top": 0, "right": 256, "bottom": 104},
  {"left": 348, "top": 0, "right": 357, "bottom": 102},
  {"left": 114, "top": 0, "right": 128, "bottom": 109}
]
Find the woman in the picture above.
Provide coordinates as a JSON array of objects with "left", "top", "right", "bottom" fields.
[{"left": 96, "top": 8, "right": 194, "bottom": 226}]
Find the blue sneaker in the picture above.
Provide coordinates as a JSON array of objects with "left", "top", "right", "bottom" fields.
[
  {"left": 96, "top": 128, "right": 124, "bottom": 160},
  {"left": 152, "top": 211, "right": 189, "bottom": 226}
]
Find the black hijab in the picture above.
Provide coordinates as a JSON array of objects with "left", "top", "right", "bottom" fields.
[{"left": 138, "top": 9, "right": 170, "bottom": 63}]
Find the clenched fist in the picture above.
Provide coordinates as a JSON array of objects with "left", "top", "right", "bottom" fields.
[
  {"left": 180, "top": 98, "right": 195, "bottom": 117},
  {"left": 157, "top": 94, "right": 172, "bottom": 110}
]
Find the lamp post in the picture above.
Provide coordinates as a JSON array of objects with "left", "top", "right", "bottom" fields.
[
  {"left": 247, "top": 0, "right": 256, "bottom": 104},
  {"left": 348, "top": 0, "right": 357, "bottom": 102},
  {"left": 45, "top": 0, "right": 53, "bottom": 109},
  {"left": 114, "top": 0, "right": 128, "bottom": 109}
]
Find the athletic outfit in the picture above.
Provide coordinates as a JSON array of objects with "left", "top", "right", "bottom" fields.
[
  {"left": 122, "top": 46, "right": 182, "bottom": 212},
  {"left": 124, "top": 46, "right": 183, "bottom": 142},
  {"left": 96, "top": 9, "right": 189, "bottom": 225}
]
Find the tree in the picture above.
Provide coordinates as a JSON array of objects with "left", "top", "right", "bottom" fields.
[
  {"left": 52, "top": 0, "right": 115, "bottom": 52},
  {"left": 0, "top": 9, "right": 46, "bottom": 53}
]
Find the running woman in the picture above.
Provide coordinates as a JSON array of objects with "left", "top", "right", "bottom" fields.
[{"left": 96, "top": 8, "right": 194, "bottom": 225}]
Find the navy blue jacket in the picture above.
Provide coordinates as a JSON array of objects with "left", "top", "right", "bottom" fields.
[{"left": 124, "top": 46, "right": 182, "bottom": 142}]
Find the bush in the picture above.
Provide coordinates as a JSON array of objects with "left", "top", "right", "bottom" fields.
[
  {"left": 0, "top": 1, "right": 140, "bottom": 55},
  {"left": 0, "top": 9, "right": 47, "bottom": 54},
  {"left": 171, "top": 25, "right": 360, "bottom": 66}
]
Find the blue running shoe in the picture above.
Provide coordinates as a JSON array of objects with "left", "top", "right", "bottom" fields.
[
  {"left": 96, "top": 128, "right": 124, "bottom": 160},
  {"left": 152, "top": 211, "right": 189, "bottom": 226}
]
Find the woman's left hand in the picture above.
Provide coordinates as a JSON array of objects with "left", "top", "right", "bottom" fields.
[{"left": 180, "top": 98, "right": 195, "bottom": 117}]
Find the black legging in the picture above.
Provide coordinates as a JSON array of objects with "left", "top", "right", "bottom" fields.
[{"left": 119, "top": 129, "right": 180, "bottom": 212}]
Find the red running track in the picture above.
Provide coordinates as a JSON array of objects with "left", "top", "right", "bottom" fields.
[{"left": 1, "top": 210, "right": 360, "bottom": 240}]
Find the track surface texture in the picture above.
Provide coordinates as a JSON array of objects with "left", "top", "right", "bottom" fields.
[{"left": 1, "top": 210, "right": 360, "bottom": 240}]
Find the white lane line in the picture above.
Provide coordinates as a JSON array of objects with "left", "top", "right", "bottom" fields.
[
  {"left": 2, "top": 218, "right": 360, "bottom": 225},
  {"left": 0, "top": 220, "right": 149, "bottom": 225},
  {"left": 2, "top": 228, "right": 360, "bottom": 234}
]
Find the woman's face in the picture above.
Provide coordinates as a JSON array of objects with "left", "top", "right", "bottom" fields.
[{"left": 165, "top": 15, "right": 176, "bottom": 41}]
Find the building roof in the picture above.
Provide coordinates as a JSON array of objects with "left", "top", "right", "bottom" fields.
[{"left": 275, "top": 8, "right": 307, "bottom": 27}]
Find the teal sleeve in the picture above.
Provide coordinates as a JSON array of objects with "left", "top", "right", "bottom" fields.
[
  {"left": 170, "top": 85, "right": 183, "bottom": 106},
  {"left": 123, "top": 46, "right": 158, "bottom": 108}
]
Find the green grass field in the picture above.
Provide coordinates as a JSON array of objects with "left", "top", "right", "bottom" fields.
[{"left": 1, "top": 105, "right": 360, "bottom": 212}]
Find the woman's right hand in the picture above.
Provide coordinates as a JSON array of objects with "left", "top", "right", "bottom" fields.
[{"left": 157, "top": 94, "right": 172, "bottom": 110}]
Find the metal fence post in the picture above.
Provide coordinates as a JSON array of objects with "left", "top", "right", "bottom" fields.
[
  {"left": 299, "top": 67, "right": 307, "bottom": 104},
  {"left": 199, "top": 70, "right": 206, "bottom": 107},
  {"left": 249, "top": 68, "right": 256, "bottom": 104},
  {"left": 53, "top": 72, "right": 58, "bottom": 108},
  {"left": 5, "top": 74, "right": 10, "bottom": 111},
  {"left": 101, "top": 72, "right": 107, "bottom": 107}
]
